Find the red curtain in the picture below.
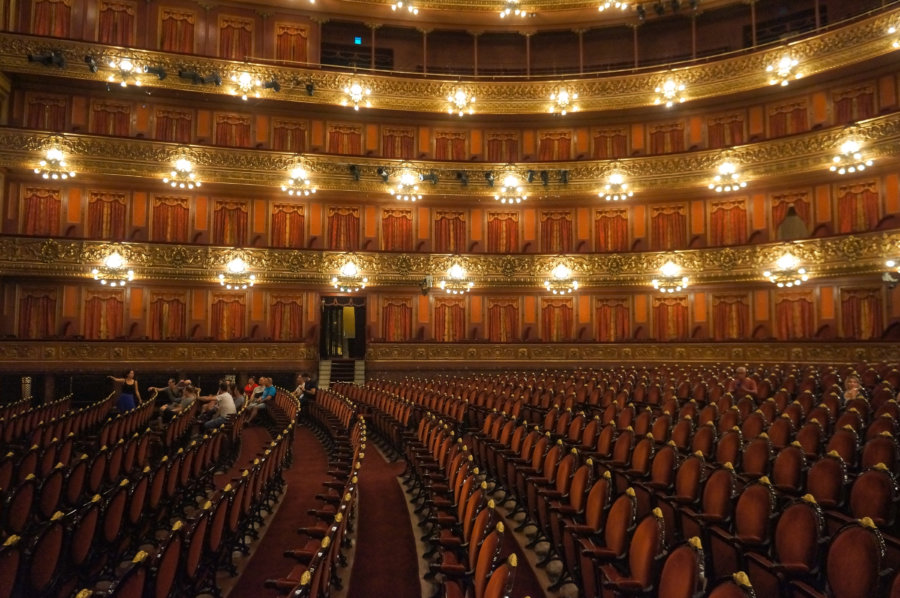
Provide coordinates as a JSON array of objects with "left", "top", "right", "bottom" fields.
[
  {"left": 151, "top": 196, "right": 190, "bottom": 242},
  {"left": 18, "top": 289, "right": 57, "bottom": 339},
  {"left": 213, "top": 201, "right": 249, "bottom": 246},
  {"left": 775, "top": 292, "right": 814, "bottom": 340},
  {"left": 540, "top": 211, "right": 573, "bottom": 253},
  {"left": 594, "top": 208, "right": 628, "bottom": 252},
  {"left": 25, "top": 93, "right": 67, "bottom": 130},
  {"left": 90, "top": 102, "right": 131, "bottom": 136},
  {"left": 487, "top": 212, "right": 518, "bottom": 253},
  {"left": 596, "top": 298, "right": 630, "bottom": 342},
  {"left": 488, "top": 299, "right": 519, "bottom": 342},
  {"left": 382, "top": 128, "right": 415, "bottom": 159},
  {"left": 23, "top": 187, "right": 61, "bottom": 236},
  {"left": 272, "top": 204, "right": 305, "bottom": 249},
  {"left": 382, "top": 298, "right": 413, "bottom": 341},
  {"left": 382, "top": 209, "right": 413, "bottom": 251},
  {"left": 592, "top": 129, "right": 627, "bottom": 159},
  {"left": 834, "top": 87, "right": 875, "bottom": 125},
  {"left": 270, "top": 296, "right": 303, "bottom": 341},
  {"left": 434, "top": 211, "right": 466, "bottom": 253},
  {"left": 97, "top": 0, "right": 135, "bottom": 45},
  {"left": 328, "top": 125, "right": 363, "bottom": 155},
  {"left": 88, "top": 192, "right": 127, "bottom": 241},
  {"left": 275, "top": 24, "right": 308, "bottom": 63},
  {"left": 159, "top": 8, "right": 194, "bottom": 53},
  {"left": 435, "top": 131, "right": 467, "bottom": 160},
  {"left": 537, "top": 132, "right": 572, "bottom": 161},
  {"left": 486, "top": 133, "right": 519, "bottom": 162},
  {"left": 709, "top": 199, "right": 748, "bottom": 246},
  {"left": 651, "top": 205, "right": 687, "bottom": 250},
  {"left": 841, "top": 288, "right": 883, "bottom": 340},
  {"left": 712, "top": 295, "right": 750, "bottom": 340},
  {"left": 707, "top": 114, "right": 745, "bottom": 148},
  {"left": 649, "top": 123, "right": 685, "bottom": 154},
  {"left": 272, "top": 119, "right": 307, "bottom": 152},
  {"left": 769, "top": 102, "right": 808, "bottom": 136},
  {"left": 219, "top": 17, "right": 253, "bottom": 59},
  {"left": 148, "top": 294, "right": 186, "bottom": 340},
  {"left": 434, "top": 298, "right": 465, "bottom": 342},
  {"left": 215, "top": 113, "right": 251, "bottom": 147},
  {"left": 837, "top": 181, "right": 880, "bottom": 233},
  {"left": 772, "top": 193, "right": 811, "bottom": 231},
  {"left": 653, "top": 296, "right": 689, "bottom": 341},
  {"left": 32, "top": 0, "right": 71, "bottom": 37},
  {"left": 211, "top": 295, "right": 246, "bottom": 340},
  {"left": 155, "top": 108, "right": 192, "bottom": 143},
  {"left": 542, "top": 298, "right": 573, "bottom": 342},
  {"left": 328, "top": 207, "right": 360, "bottom": 251},
  {"left": 84, "top": 292, "right": 124, "bottom": 340}
]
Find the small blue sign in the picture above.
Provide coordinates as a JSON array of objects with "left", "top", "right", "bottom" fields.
[{"left": 354, "top": 36, "right": 362, "bottom": 45}]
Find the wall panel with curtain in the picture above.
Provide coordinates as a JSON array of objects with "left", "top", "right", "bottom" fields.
[
  {"left": 833, "top": 83, "right": 876, "bottom": 125},
  {"left": 382, "top": 297, "right": 413, "bottom": 341},
  {"left": 25, "top": 92, "right": 67, "bottom": 131},
  {"left": 275, "top": 23, "right": 308, "bottom": 63},
  {"left": 87, "top": 191, "right": 128, "bottom": 241},
  {"left": 211, "top": 293, "right": 246, "bottom": 340},
  {"left": 485, "top": 131, "right": 519, "bottom": 162},
  {"left": 327, "top": 206, "right": 360, "bottom": 251},
  {"left": 213, "top": 200, "right": 249, "bottom": 246},
  {"left": 214, "top": 112, "right": 252, "bottom": 147},
  {"left": 591, "top": 127, "right": 628, "bottom": 159},
  {"left": 434, "top": 297, "right": 465, "bottom": 342},
  {"left": 150, "top": 195, "right": 190, "bottom": 243},
  {"left": 541, "top": 297, "right": 574, "bottom": 342},
  {"left": 486, "top": 211, "right": 519, "bottom": 253},
  {"left": 540, "top": 210, "right": 573, "bottom": 253},
  {"left": 148, "top": 291, "right": 186, "bottom": 340},
  {"left": 271, "top": 204, "right": 305, "bottom": 249},
  {"left": 774, "top": 290, "right": 815, "bottom": 339},
  {"left": 218, "top": 15, "right": 254, "bottom": 60},
  {"left": 327, "top": 123, "right": 363, "bottom": 155},
  {"left": 650, "top": 204, "right": 687, "bottom": 250},
  {"left": 84, "top": 290, "right": 125, "bottom": 340},
  {"left": 154, "top": 107, "right": 193, "bottom": 144},
  {"left": 433, "top": 210, "right": 466, "bottom": 253},
  {"left": 537, "top": 130, "right": 572, "bottom": 161},
  {"left": 272, "top": 118, "right": 308, "bottom": 152},
  {"left": 836, "top": 180, "right": 880, "bottom": 233},
  {"left": 382, "top": 127, "right": 416, "bottom": 159},
  {"left": 708, "top": 198, "right": 748, "bottom": 246},
  {"left": 158, "top": 7, "right": 195, "bottom": 53},
  {"left": 31, "top": 0, "right": 71, "bottom": 37},
  {"left": 270, "top": 294, "right": 304, "bottom": 341},
  {"left": 594, "top": 208, "right": 628, "bottom": 252},
  {"left": 771, "top": 190, "right": 812, "bottom": 233},
  {"left": 652, "top": 295, "right": 689, "bottom": 341},
  {"left": 706, "top": 112, "right": 745, "bottom": 149},
  {"left": 381, "top": 208, "right": 413, "bottom": 251},
  {"left": 434, "top": 130, "right": 467, "bottom": 160},
  {"left": 649, "top": 121, "right": 686, "bottom": 154},
  {"left": 89, "top": 100, "right": 131, "bottom": 136},
  {"left": 712, "top": 294, "right": 750, "bottom": 340},
  {"left": 767, "top": 99, "right": 809, "bottom": 137},
  {"left": 487, "top": 297, "right": 519, "bottom": 342},
  {"left": 22, "top": 187, "right": 61, "bottom": 236},
  {"left": 840, "top": 287, "right": 883, "bottom": 340},
  {"left": 97, "top": 0, "right": 136, "bottom": 46},
  {"left": 17, "top": 287, "right": 58, "bottom": 339},
  {"left": 595, "top": 297, "right": 630, "bottom": 342}
]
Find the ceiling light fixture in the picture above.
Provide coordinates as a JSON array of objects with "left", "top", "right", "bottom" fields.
[
  {"left": 708, "top": 160, "right": 747, "bottom": 193},
  {"left": 389, "top": 167, "right": 423, "bottom": 202},
  {"left": 332, "top": 260, "right": 368, "bottom": 293},
  {"left": 829, "top": 137, "right": 873, "bottom": 175},
  {"left": 391, "top": 1, "right": 419, "bottom": 14},
  {"left": 499, "top": 0, "right": 528, "bottom": 18},
  {"left": 493, "top": 172, "right": 527, "bottom": 204},
  {"left": 106, "top": 57, "right": 142, "bottom": 87},
  {"left": 219, "top": 257, "right": 256, "bottom": 290},
  {"left": 342, "top": 80, "right": 371, "bottom": 110},
  {"left": 764, "top": 252, "right": 809, "bottom": 287},
  {"left": 599, "top": 171, "right": 633, "bottom": 201},
  {"left": 447, "top": 88, "right": 475, "bottom": 116},
  {"left": 438, "top": 262, "right": 474, "bottom": 294},
  {"left": 549, "top": 87, "right": 578, "bottom": 115},
  {"left": 544, "top": 264, "right": 579, "bottom": 295},
  {"left": 598, "top": 1, "right": 630, "bottom": 11},
  {"left": 652, "top": 260, "right": 688, "bottom": 293},
  {"left": 92, "top": 251, "right": 134, "bottom": 287},
  {"left": 766, "top": 52, "right": 801, "bottom": 86},
  {"left": 654, "top": 77, "right": 686, "bottom": 107},
  {"left": 162, "top": 157, "right": 201, "bottom": 190},
  {"left": 281, "top": 164, "right": 316, "bottom": 196},
  {"left": 34, "top": 146, "right": 75, "bottom": 180}
]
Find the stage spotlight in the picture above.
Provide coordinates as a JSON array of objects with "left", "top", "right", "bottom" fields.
[
  {"left": 376, "top": 166, "right": 389, "bottom": 182},
  {"left": 84, "top": 55, "right": 98, "bottom": 73},
  {"left": 484, "top": 171, "right": 495, "bottom": 187},
  {"left": 28, "top": 50, "right": 65, "bottom": 68},
  {"left": 263, "top": 78, "right": 280, "bottom": 92},
  {"left": 456, "top": 171, "right": 469, "bottom": 186},
  {"left": 421, "top": 172, "right": 439, "bottom": 185},
  {"left": 349, "top": 165, "right": 361, "bottom": 181},
  {"left": 540, "top": 170, "right": 549, "bottom": 186},
  {"left": 143, "top": 65, "right": 167, "bottom": 80},
  {"left": 559, "top": 170, "right": 569, "bottom": 184}
]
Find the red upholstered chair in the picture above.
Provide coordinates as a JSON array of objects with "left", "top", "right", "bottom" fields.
[
  {"left": 671, "top": 417, "right": 695, "bottom": 454},
  {"left": 771, "top": 443, "right": 808, "bottom": 496},
  {"left": 633, "top": 407, "right": 653, "bottom": 437},
  {"left": 714, "top": 428, "right": 743, "bottom": 470},
  {"left": 825, "top": 426, "right": 860, "bottom": 471},
  {"left": 148, "top": 522, "right": 184, "bottom": 598},
  {"left": 104, "top": 550, "right": 150, "bottom": 598},
  {"left": 0, "top": 535, "right": 22, "bottom": 598},
  {"left": 614, "top": 434, "right": 655, "bottom": 497},
  {"left": 741, "top": 411, "right": 768, "bottom": 441},
  {"left": 708, "top": 478, "right": 778, "bottom": 581},
  {"left": 834, "top": 464, "right": 899, "bottom": 532},
  {"left": 796, "top": 420, "right": 825, "bottom": 460},
  {"left": 680, "top": 464, "right": 737, "bottom": 548},
  {"left": 38, "top": 462, "right": 66, "bottom": 520},
  {"left": 708, "top": 572, "right": 758, "bottom": 598},
  {"left": 561, "top": 471, "right": 612, "bottom": 590},
  {"left": 767, "top": 415, "right": 795, "bottom": 450},
  {"left": 2, "top": 475, "right": 37, "bottom": 535},
  {"left": 578, "top": 488, "right": 637, "bottom": 598},
  {"left": 739, "top": 435, "right": 773, "bottom": 482},
  {"left": 441, "top": 522, "right": 504, "bottom": 598},
  {"left": 482, "top": 554, "right": 518, "bottom": 598},
  {"left": 657, "top": 452, "right": 706, "bottom": 542},
  {"left": 717, "top": 407, "right": 742, "bottom": 435},
  {"left": 597, "top": 508, "right": 667, "bottom": 596},
  {"left": 634, "top": 443, "right": 679, "bottom": 520},
  {"left": 657, "top": 538, "right": 706, "bottom": 598},
  {"left": 180, "top": 503, "right": 211, "bottom": 596},
  {"left": 651, "top": 413, "right": 673, "bottom": 447},
  {"left": 690, "top": 423, "right": 717, "bottom": 460},
  {"left": 806, "top": 451, "right": 848, "bottom": 510},
  {"left": 861, "top": 434, "right": 900, "bottom": 475},
  {"left": 23, "top": 513, "right": 66, "bottom": 596},
  {"left": 866, "top": 414, "right": 899, "bottom": 441}
]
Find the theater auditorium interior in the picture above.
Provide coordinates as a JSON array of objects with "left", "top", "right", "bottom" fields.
[{"left": 2, "top": 0, "right": 900, "bottom": 596}]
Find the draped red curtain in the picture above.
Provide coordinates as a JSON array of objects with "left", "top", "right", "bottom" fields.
[
  {"left": 211, "top": 295, "right": 246, "bottom": 340},
  {"left": 709, "top": 199, "right": 748, "bottom": 246},
  {"left": 275, "top": 24, "right": 308, "bottom": 62},
  {"left": 88, "top": 192, "right": 127, "bottom": 240},
  {"left": 775, "top": 292, "right": 815, "bottom": 340},
  {"left": 23, "top": 187, "right": 61, "bottom": 236},
  {"left": 772, "top": 193, "right": 811, "bottom": 231},
  {"left": 649, "top": 124, "right": 685, "bottom": 154},
  {"left": 486, "top": 133, "right": 518, "bottom": 162},
  {"left": 159, "top": 8, "right": 194, "bottom": 53},
  {"left": 537, "top": 132, "right": 571, "bottom": 161},
  {"left": 151, "top": 196, "right": 190, "bottom": 242},
  {"left": 32, "top": 0, "right": 71, "bottom": 37},
  {"left": 25, "top": 93, "right": 67, "bottom": 130},
  {"left": 592, "top": 129, "right": 627, "bottom": 159},
  {"left": 542, "top": 298, "right": 574, "bottom": 342},
  {"left": 707, "top": 115, "right": 745, "bottom": 148},
  {"left": 712, "top": 294, "right": 750, "bottom": 340},
  {"left": 382, "top": 128, "right": 415, "bottom": 159},
  {"left": 594, "top": 208, "right": 628, "bottom": 252},
  {"left": 837, "top": 181, "right": 880, "bottom": 233},
  {"left": 434, "top": 211, "right": 466, "bottom": 253},
  {"left": 219, "top": 17, "right": 253, "bottom": 59},
  {"left": 487, "top": 212, "right": 518, "bottom": 253},
  {"left": 155, "top": 108, "right": 192, "bottom": 143},
  {"left": 382, "top": 209, "right": 413, "bottom": 251},
  {"left": 834, "top": 87, "right": 875, "bottom": 124},
  {"left": 328, "top": 207, "right": 360, "bottom": 251},
  {"left": 434, "top": 131, "right": 467, "bottom": 160},
  {"left": 90, "top": 102, "right": 131, "bottom": 136},
  {"left": 841, "top": 288, "right": 883, "bottom": 340},
  {"left": 596, "top": 298, "right": 630, "bottom": 342},
  {"left": 653, "top": 296, "right": 689, "bottom": 341},
  {"left": 271, "top": 204, "right": 305, "bottom": 249},
  {"left": 769, "top": 103, "right": 808, "bottom": 136},
  {"left": 213, "top": 201, "right": 249, "bottom": 246},
  {"left": 215, "top": 113, "right": 251, "bottom": 147},
  {"left": 382, "top": 298, "right": 413, "bottom": 341},
  {"left": 148, "top": 294, "right": 186, "bottom": 340},
  {"left": 272, "top": 119, "right": 307, "bottom": 152},
  {"left": 84, "top": 292, "right": 124, "bottom": 340},
  {"left": 18, "top": 289, "right": 57, "bottom": 339},
  {"left": 328, "top": 125, "right": 363, "bottom": 155},
  {"left": 270, "top": 296, "right": 303, "bottom": 341},
  {"left": 488, "top": 299, "right": 519, "bottom": 342},
  {"left": 651, "top": 205, "right": 687, "bottom": 250},
  {"left": 97, "top": 0, "right": 135, "bottom": 45},
  {"left": 540, "top": 211, "right": 573, "bottom": 253},
  {"left": 434, "top": 298, "right": 465, "bottom": 342}
]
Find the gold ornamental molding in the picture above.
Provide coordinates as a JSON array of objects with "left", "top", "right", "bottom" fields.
[
  {"left": 366, "top": 341, "right": 900, "bottom": 367},
  {"left": 0, "top": 231, "right": 896, "bottom": 288},
  {"left": 2, "top": 109, "right": 900, "bottom": 196},
  {"left": 0, "top": 341, "right": 318, "bottom": 371},
  {"left": 1, "top": 6, "right": 899, "bottom": 114}
]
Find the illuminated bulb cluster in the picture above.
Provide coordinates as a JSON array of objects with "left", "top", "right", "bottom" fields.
[
  {"left": 163, "top": 158, "right": 200, "bottom": 189},
  {"left": 231, "top": 72, "right": 261, "bottom": 101},
  {"left": 282, "top": 167, "right": 316, "bottom": 196},
  {"left": 392, "top": 1, "right": 418, "bottom": 14},
  {"left": 544, "top": 264, "right": 579, "bottom": 295},
  {"left": 766, "top": 55, "right": 801, "bottom": 86},
  {"left": 829, "top": 139, "right": 873, "bottom": 175},
  {"left": 709, "top": 161, "right": 747, "bottom": 193},
  {"left": 107, "top": 58, "right": 141, "bottom": 87},
  {"left": 219, "top": 257, "right": 256, "bottom": 290},
  {"left": 763, "top": 253, "right": 808, "bottom": 287},
  {"left": 439, "top": 263, "right": 474, "bottom": 294},
  {"left": 652, "top": 261, "right": 688, "bottom": 293},
  {"left": 598, "top": 1, "right": 630, "bottom": 10},
  {"left": 447, "top": 88, "right": 475, "bottom": 117},
  {"left": 389, "top": 171, "right": 422, "bottom": 202},
  {"left": 494, "top": 174, "right": 527, "bottom": 204},
  {"left": 888, "top": 259, "right": 900, "bottom": 272},
  {"left": 34, "top": 147, "right": 76, "bottom": 180},
  {"left": 599, "top": 172, "right": 633, "bottom": 201},
  {"left": 499, "top": 0, "right": 527, "bottom": 18},
  {"left": 331, "top": 261, "right": 368, "bottom": 293},
  {"left": 92, "top": 252, "right": 134, "bottom": 287},
  {"left": 342, "top": 82, "right": 371, "bottom": 110},
  {"left": 549, "top": 88, "right": 578, "bottom": 115},
  {"left": 889, "top": 25, "right": 900, "bottom": 48},
  {"left": 654, "top": 79, "right": 686, "bottom": 107}
]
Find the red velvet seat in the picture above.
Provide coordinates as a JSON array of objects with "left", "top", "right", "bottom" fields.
[
  {"left": 579, "top": 488, "right": 637, "bottom": 598},
  {"left": 806, "top": 452, "right": 848, "bottom": 510},
  {"left": 657, "top": 538, "right": 706, "bottom": 598},
  {"left": 597, "top": 508, "right": 667, "bottom": 596},
  {"left": 708, "top": 478, "right": 778, "bottom": 581},
  {"left": 561, "top": 471, "right": 612, "bottom": 589}
]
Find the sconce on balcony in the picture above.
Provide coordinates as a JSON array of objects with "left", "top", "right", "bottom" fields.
[
  {"left": 652, "top": 260, "right": 688, "bottom": 293},
  {"left": 544, "top": 264, "right": 579, "bottom": 295},
  {"left": 34, "top": 146, "right": 76, "bottom": 180},
  {"left": 493, "top": 171, "right": 527, "bottom": 204},
  {"left": 219, "top": 257, "right": 256, "bottom": 290},
  {"left": 332, "top": 260, "right": 368, "bottom": 293},
  {"left": 599, "top": 171, "right": 633, "bottom": 201},
  {"left": 438, "top": 262, "right": 474, "bottom": 294},
  {"left": 763, "top": 252, "right": 809, "bottom": 287},
  {"left": 281, "top": 164, "right": 316, "bottom": 196},
  {"left": 342, "top": 80, "right": 371, "bottom": 110},
  {"left": 447, "top": 88, "right": 475, "bottom": 117},
  {"left": 766, "top": 52, "right": 801, "bottom": 86},
  {"left": 389, "top": 167, "right": 423, "bottom": 202},
  {"left": 163, "top": 157, "right": 201, "bottom": 189},
  {"left": 829, "top": 136, "right": 873, "bottom": 175},
  {"left": 708, "top": 160, "right": 747, "bottom": 193},
  {"left": 92, "top": 251, "right": 134, "bottom": 287},
  {"left": 654, "top": 77, "right": 686, "bottom": 107},
  {"left": 549, "top": 87, "right": 578, "bottom": 115}
]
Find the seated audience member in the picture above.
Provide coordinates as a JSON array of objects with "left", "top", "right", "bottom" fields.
[
  {"left": 842, "top": 374, "right": 867, "bottom": 401},
  {"left": 245, "top": 376, "right": 276, "bottom": 425},
  {"left": 250, "top": 377, "right": 265, "bottom": 402},
  {"left": 198, "top": 380, "right": 236, "bottom": 430},
  {"left": 159, "top": 384, "right": 198, "bottom": 422},
  {"left": 291, "top": 373, "right": 306, "bottom": 399},
  {"left": 727, "top": 366, "right": 758, "bottom": 399},
  {"left": 109, "top": 369, "right": 141, "bottom": 412},
  {"left": 150, "top": 378, "right": 181, "bottom": 409},
  {"left": 244, "top": 376, "right": 259, "bottom": 399},
  {"left": 233, "top": 384, "right": 246, "bottom": 410},
  {"left": 298, "top": 372, "right": 317, "bottom": 408}
]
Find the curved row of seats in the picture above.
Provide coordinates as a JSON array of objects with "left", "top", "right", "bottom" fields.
[{"left": 0, "top": 394, "right": 74, "bottom": 445}]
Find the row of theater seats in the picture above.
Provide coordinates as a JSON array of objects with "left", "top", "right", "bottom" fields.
[
  {"left": 0, "top": 388, "right": 300, "bottom": 598},
  {"left": 334, "top": 365, "right": 900, "bottom": 598},
  {"left": 0, "top": 394, "right": 74, "bottom": 445},
  {"left": 264, "top": 390, "right": 366, "bottom": 597}
]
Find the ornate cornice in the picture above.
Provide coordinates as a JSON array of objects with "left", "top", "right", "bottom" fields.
[
  {"left": 0, "top": 231, "right": 895, "bottom": 287},
  {"left": 1, "top": 7, "right": 898, "bottom": 114}
]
